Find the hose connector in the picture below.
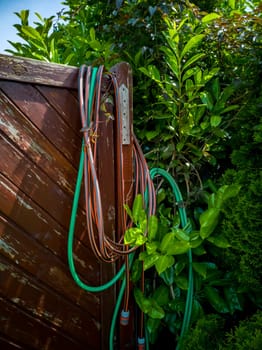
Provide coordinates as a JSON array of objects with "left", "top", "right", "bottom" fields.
[
  {"left": 137, "top": 337, "right": 145, "bottom": 350},
  {"left": 120, "top": 310, "right": 130, "bottom": 326}
]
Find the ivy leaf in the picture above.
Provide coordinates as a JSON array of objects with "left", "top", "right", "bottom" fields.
[
  {"left": 148, "top": 215, "right": 158, "bottom": 241},
  {"left": 155, "top": 255, "right": 175, "bottom": 275}
]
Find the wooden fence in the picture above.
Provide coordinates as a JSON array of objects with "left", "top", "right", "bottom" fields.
[{"left": 0, "top": 55, "right": 133, "bottom": 349}]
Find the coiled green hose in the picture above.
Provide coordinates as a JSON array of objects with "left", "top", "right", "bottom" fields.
[{"left": 68, "top": 66, "right": 193, "bottom": 349}]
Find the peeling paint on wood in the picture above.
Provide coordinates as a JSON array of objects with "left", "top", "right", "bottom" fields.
[{"left": 0, "top": 55, "right": 134, "bottom": 350}]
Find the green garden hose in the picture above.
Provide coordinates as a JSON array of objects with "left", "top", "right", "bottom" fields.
[
  {"left": 68, "top": 65, "right": 193, "bottom": 349},
  {"left": 150, "top": 168, "right": 193, "bottom": 350}
]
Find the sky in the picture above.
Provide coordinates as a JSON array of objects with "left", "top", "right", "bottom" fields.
[{"left": 0, "top": 0, "right": 65, "bottom": 54}]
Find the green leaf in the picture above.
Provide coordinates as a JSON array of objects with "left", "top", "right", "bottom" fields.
[
  {"left": 174, "top": 275, "right": 188, "bottom": 290},
  {"left": 148, "top": 300, "right": 165, "bottom": 319},
  {"left": 181, "top": 34, "right": 205, "bottom": 58},
  {"left": 183, "top": 67, "right": 197, "bottom": 82},
  {"left": 89, "top": 27, "right": 96, "bottom": 41},
  {"left": 210, "top": 115, "right": 222, "bottom": 127},
  {"left": 146, "top": 317, "right": 161, "bottom": 342},
  {"left": 224, "top": 287, "right": 243, "bottom": 313},
  {"left": 167, "top": 241, "right": 191, "bottom": 255},
  {"left": 149, "top": 65, "right": 161, "bottom": 82},
  {"left": 160, "top": 266, "right": 174, "bottom": 285},
  {"left": 139, "top": 251, "right": 160, "bottom": 271},
  {"left": 146, "top": 130, "right": 159, "bottom": 141},
  {"left": 192, "top": 262, "right": 217, "bottom": 279},
  {"left": 124, "top": 204, "right": 133, "bottom": 221},
  {"left": 182, "top": 53, "right": 205, "bottom": 71},
  {"left": 152, "top": 285, "right": 170, "bottom": 306},
  {"left": 190, "top": 299, "right": 204, "bottom": 323},
  {"left": 202, "top": 13, "right": 221, "bottom": 23},
  {"left": 174, "top": 260, "right": 186, "bottom": 276},
  {"left": 204, "top": 286, "right": 229, "bottom": 313},
  {"left": 132, "top": 194, "right": 144, "bottom": 224},
  {"left": 22, "top": 26, "right": 43, "bottom": 42},
  {"left": 134, "top": 288, "right": 151, "bottom": 313},
  {"left": 207, "top": 234, "right": 231, "bottom": 248},
  {"left": 199, "top": 208, "right": 220, "bottom": 239},
  {"left": 89, "top": 40, "right": 102, "bottom": 51},
  {"left": 146, "top": 241, "right": 159, "bottom": 255},
  {"left": 185, "top": 79, "right": 194, "bottom": 97},
  {"left": 160, "top": 232, "right": 174, "bottom": 253},
  {"left": 229, "top": 0, "right": 236, "bottom": 9},
  {"left": 134, "top": 288, "right": 165, "bottom": 319},
  {"left": 200, "top": 91, "right": 213, "bottom": 111},
  {"left": 124, "top": 227, "right": 146, "bottom": 246},
  {"left": 192, "top": 245, "right": 206, "bottom": 256},
  {"left": 211, "top": 78, "right": 220, "bottom": 100},
  {"left": 131, "top": 259, "right": 142, "bottom": 283},
  {"left": 155, "top": 255, "right": 175, "bottom": 275},
  {"left": 148, "top": 215, "right": 158, "bottom": 241},
  {"left": 164, "top": 312, "right": 178, "bottom": 334},
  {"left": 173, "top": 228, "right": 190, "bottom": 242}
]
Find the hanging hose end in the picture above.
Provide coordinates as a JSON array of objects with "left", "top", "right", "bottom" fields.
[
  {"left": 137, "top": 337, "right": 145, "bottom": 350},
  {"left": 120, "top": 309, "right": 130, "bottom": 326}
]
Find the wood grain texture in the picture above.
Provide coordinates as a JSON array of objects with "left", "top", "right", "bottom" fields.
[
  {"left": 0, "top": 55, "right": 78, "bottom": 88},
  {"left": 0, "top": 55, "right": 134, "bottom": 349}
]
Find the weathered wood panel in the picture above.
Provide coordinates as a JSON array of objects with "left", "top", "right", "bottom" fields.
[
  {"left": 0, "top": 297, "right": 91, "bottom": 350},
  {"left": 0, "top": 256, "right": 100, "bottom": 348},
  {"left": 0, "top": 81, "right": 81, "bottom": 165},
  {"left": 0, "top": 55, "right": 134, "bottom": 349},
  {"left": 0, "top": 55, "right": 78, "bottom": 88}
]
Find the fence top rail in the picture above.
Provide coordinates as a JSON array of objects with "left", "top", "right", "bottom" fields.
[{"left": 0, "top": 54, "right": 79, "bottom": 89}]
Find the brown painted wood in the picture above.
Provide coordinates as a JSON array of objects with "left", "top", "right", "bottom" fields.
[
  {"left": 36, "top": 85, "right": 80, "bottom": 134},
  {"left": 0, "top": 81, "right": 81, "bottom": 165},
  {"left": 0, "top": 89, "right": 78, "bottom": 197},
  {"left": 0, "top": 255, "right": 100, "bottom": 349},
  {"left": 0, "top": 213, "right": 99, "bottom": 304},
  {"left": 0, "top": 334, "right": 26, "bottom": 349},
  {"left": 0, "top": 55, "right": 78, "bottom": 88},
  {"left": 0, "top": 297, "right": 92, "bottom": 350},
  {"left": 0, "top": 54, "right": 134, "bottom": 349},
  {"left": 0, "top": 175, "right": 100, "bottom": 289}
]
